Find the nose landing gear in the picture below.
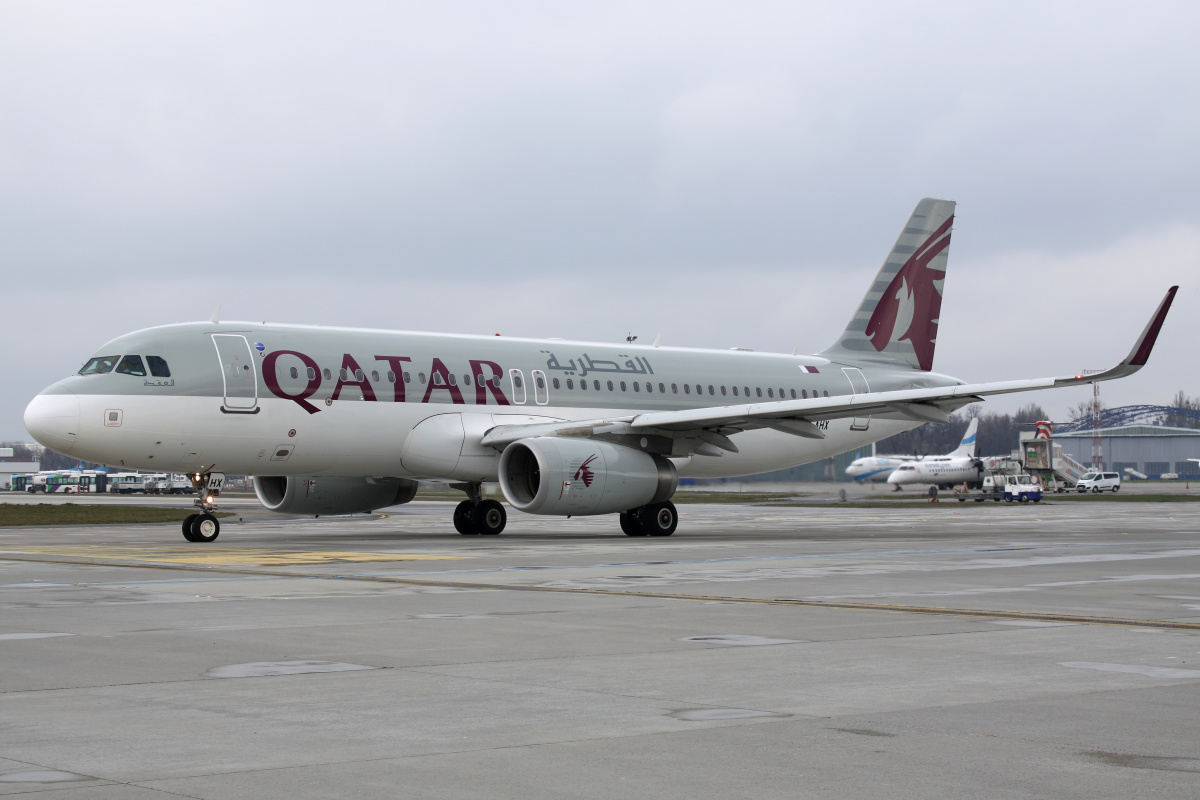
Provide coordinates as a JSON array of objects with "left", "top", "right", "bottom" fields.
[
  {"left": 182, "top": 472, "right": 225, "bottom": 542},
  {"left": 450, "top": 482, "right": 507, "bottom": 535}
]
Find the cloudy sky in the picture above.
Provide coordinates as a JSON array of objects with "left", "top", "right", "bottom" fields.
[{"left": 2, "top": 1, "right": 1196, "bottom": 442}]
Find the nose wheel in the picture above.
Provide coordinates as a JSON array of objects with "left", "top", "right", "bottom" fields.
[{"left": 183, "top": 513, "right": 221, "bottom": 542}]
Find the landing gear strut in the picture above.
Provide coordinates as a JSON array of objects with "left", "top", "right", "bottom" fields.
[
  {"left": 182, "top": 472, "right": 225, "bottom": 542},
  {"left": 451, "top": 482, "right": 507, "bottom": 536},
  {"left": 620, "top": 501, "right": 678, "bottom": 537}
]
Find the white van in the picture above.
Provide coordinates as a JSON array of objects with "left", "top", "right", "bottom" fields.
[{"left": 1076, "top": 472, "right": 1121, "bottom": 493}]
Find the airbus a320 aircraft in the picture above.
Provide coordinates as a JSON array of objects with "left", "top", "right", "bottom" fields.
[
  {"left": 844, "top": 418, "right": 979, "bottom": 483},
  {"left": 23, "top": 199, "right": 1177, "bottom": 542}
]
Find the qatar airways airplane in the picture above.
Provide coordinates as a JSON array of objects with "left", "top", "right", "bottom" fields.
[{"left": 23, "top": 199, "right": 1177, "bottom": 542}]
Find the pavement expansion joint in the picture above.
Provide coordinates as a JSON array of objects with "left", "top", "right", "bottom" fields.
[
  {"left": 4, "top": 552, "right": 1200, "bottom": 631},
  {"left": 0, "top": 545, "right": 463, "bottom": 566}
]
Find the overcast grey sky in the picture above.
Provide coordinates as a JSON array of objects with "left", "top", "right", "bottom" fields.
[{"left": 2, "top": 1, "right": 1196, "bottom": 442}]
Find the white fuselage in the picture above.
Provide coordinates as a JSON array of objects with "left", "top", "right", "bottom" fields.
[
  {"left": 887, "top": 456, "right": 980, "bottom": 486},
  {"left": 844, "top": 456, "right": 916, "bottom": 482},
  {"left": 25, "top": 322, "right": 943, "bottom": 483}
]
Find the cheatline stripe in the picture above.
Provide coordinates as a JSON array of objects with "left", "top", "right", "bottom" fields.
[{"left": 4, "top": 553, "right": 1200, "bottom": 631}]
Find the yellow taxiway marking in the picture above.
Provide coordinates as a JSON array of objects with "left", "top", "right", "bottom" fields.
[
  {"left": 3, "top": 551, "right": 1199, "bottom": 631},
  {"left": 0, "top": 545, "right": 462, "bottom": 567}
]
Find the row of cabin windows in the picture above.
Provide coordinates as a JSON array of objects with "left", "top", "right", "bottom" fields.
[
  {"left": 548, "top": 376, "right": 828, "bottom": 400},
  {"left": 286, "top": 365, "right": 503, "bottom": 388},
  {"left": 282, "top": 363, "right": 828, "bottom": 401},
  {"left": 79, "top": 355, "right": 171, "bottom": 378}
]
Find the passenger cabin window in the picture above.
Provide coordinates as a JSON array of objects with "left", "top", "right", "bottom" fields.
[
  {"left": 79, "top": 355, "right": 119, "bottom": 375},
  {"left": 371, "top": 370, "right": 380, "bottom": 382},
  {"left": 307, "top": 367, "right": 317, "bottom": 381},
  {"left": 116, "top": 355, "right": 147, "bottom": 377},
  {"left": 323, "top": 368, "right": 332, "bottom": 380},
  {"left": 147, "top": 356, "right": 170, "bottom": 378},
  {"left": 289, "top": 367, "right": 299, "bottom": 379},
  {"left": 633, "top": 382, "right": 640, "bottom": 392}
]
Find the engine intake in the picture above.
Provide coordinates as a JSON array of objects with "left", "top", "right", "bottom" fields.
[
  {"left": 498, "top": 437, "right": 676, "bottom": 516},
  {"left": 253, "top": 476, "right": 418, "bottom": 516}
]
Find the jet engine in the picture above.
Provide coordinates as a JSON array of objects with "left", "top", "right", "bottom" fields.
[
  {"left": 253, "top": 476, "right": 419, "bottom": 516},
  {"left": 498, "top": 437, "right": 677, "bottom": 516}
]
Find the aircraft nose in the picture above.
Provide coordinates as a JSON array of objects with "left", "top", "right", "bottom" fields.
[
  {"left": 886, "top": 471, "right": 902, "bottom": 484},
  {"left": 24, "top": 391, "right": 80, "bottom": 455}
]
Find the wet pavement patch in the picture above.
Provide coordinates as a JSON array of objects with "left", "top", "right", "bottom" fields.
[
  {"left": 832, "top": 728, "right": 896, "bottom": 737},
  {"left": 1060, "top": 661, "right": 1200, "bottom": 679},
  {"left": 205, "top": 660, "right": 380, "bottom": 678},
  {"left": 0, "top": 770, "right": 91, "bottom": 783},
  {"left": 0, "top": 632, "right": 75, "bottom": 640},
  {"left": 670, "top": 708, "right": 791, "bottom": 721},
  {"left": 677, "top": 634, "right": 801, "bottom": 646},
  {"left": 1089, "top": 752, "right": 1200, "bottom": 773}
]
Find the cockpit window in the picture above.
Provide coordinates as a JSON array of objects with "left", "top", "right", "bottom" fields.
[
  {"left": 146, "top": 356, "right": 171, "bottom": 378},
  {"left": 115, "top": 355, "right": 147, "bottom": 377},
  {"left": 79, "top": 356, "right": 119, "bottom": 375}
]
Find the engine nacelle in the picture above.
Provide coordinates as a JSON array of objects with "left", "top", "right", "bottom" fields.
[
  {"left": 253, "top": 476, "right": 419, "bottom": 516},
  {"left": 498, "top": 437, "right": 677, "bottom": 516}
]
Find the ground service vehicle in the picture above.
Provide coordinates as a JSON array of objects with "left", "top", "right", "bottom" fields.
[{"left": 1076, "top": 472, "right": 1121, "bottom": 493}]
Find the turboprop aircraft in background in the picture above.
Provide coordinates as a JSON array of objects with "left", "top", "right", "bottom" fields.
[
  {"left": 24, "top": 199, "right": 1177, "bottom": 542},
  {"left": 845, "top": 418, "right": 978, "bottom": 484},
  {"left": 885, "top": 417, "right": 989, "bottom": 488}
]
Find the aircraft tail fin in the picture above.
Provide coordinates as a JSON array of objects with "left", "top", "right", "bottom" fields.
[
  {"left": 819, "top": 198, "right": 956, "bottom": 371},
  {"left": 951, "top": 418, "right": 979, "bottom": 457}
]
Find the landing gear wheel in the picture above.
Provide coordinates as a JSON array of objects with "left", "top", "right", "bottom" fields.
[
  {"left": 189, "top": 513, "right": 220, "bottom": 542},
  {"left": 454, "top": 501, "right": 477, "bottom": 535},
  {"left": 182, "top": 514, "right": 200, "bottom": 542},
  {"left": 472, "top": 500, "right": 506, "bottom": 535},
  {"left": 620, "top": 511, "right": 645, "bottom": 536},
  {"left": 641, "top": 501, "right": 678, "bottom": 537}
]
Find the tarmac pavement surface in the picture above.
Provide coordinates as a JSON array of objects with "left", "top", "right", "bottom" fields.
[{"left": 1, "top": 495, "right": 1198, "bottom": 798}]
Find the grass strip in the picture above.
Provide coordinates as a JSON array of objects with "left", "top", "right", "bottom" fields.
[{"left": 0, "top": 504, "right": 235, "bottom": 527}]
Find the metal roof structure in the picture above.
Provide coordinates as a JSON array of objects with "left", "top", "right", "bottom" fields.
[{"left": 1053, "top": 405, "right": 1200, "bottom": 434}]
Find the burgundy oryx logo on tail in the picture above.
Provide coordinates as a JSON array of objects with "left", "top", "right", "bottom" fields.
[{"left": 865, "top": 215, "right": 953, "bottom": 371}]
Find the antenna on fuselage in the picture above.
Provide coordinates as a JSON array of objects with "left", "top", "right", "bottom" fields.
[
  {"left": 652, "top": 333, "right": 661, "bottom": 348},
  {"left": 210, "top": 306, "right": 221, "bottom": 324}
]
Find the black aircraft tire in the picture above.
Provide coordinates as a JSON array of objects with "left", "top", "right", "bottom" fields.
[
  {"left": 642, "top": 501, "right": 678, "bottom": 537},
  {"left": 473, "top": 500, "right": 506, "bottom": 535},
  {"left": 190, "top": 514, "right": 220, "bottom": 542},
  {"left": 453, "top": 501, "right": 476, "bottom": 535},
  {"left": 620, "top": 511, "right": 646, "bottom": 536},
  {"left": 182, "top": 514, "right": 200, "bottom": 542}
]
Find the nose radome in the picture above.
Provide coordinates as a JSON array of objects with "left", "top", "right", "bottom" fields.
[{"left": 24, "top": 391, "right": 80, "bottom": 455}]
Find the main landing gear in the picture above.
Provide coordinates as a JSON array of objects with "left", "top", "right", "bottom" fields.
[
  {"left": 182, "top": 472, "right": 226, "bottom": 543},
  {"left": 620, "top": 501, "right": 678, "bottom": 537},
  {"left": 451, "top": 482, "right": 507, "bottom": 535}
]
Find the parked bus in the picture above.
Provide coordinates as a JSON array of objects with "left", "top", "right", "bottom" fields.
[
  {"left": 10, "top": 474, "right": 33, "bottom": 492},
  {"left": 107, "top": 473, "right": 146, "bottom": 494},
  {"left": 45, "top": 472, "right": 109, "bottom": 494}
]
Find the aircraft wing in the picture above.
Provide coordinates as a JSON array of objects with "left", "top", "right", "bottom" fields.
[{"left": 482, "top": 286, "right": 1177, "bottom": 452}]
